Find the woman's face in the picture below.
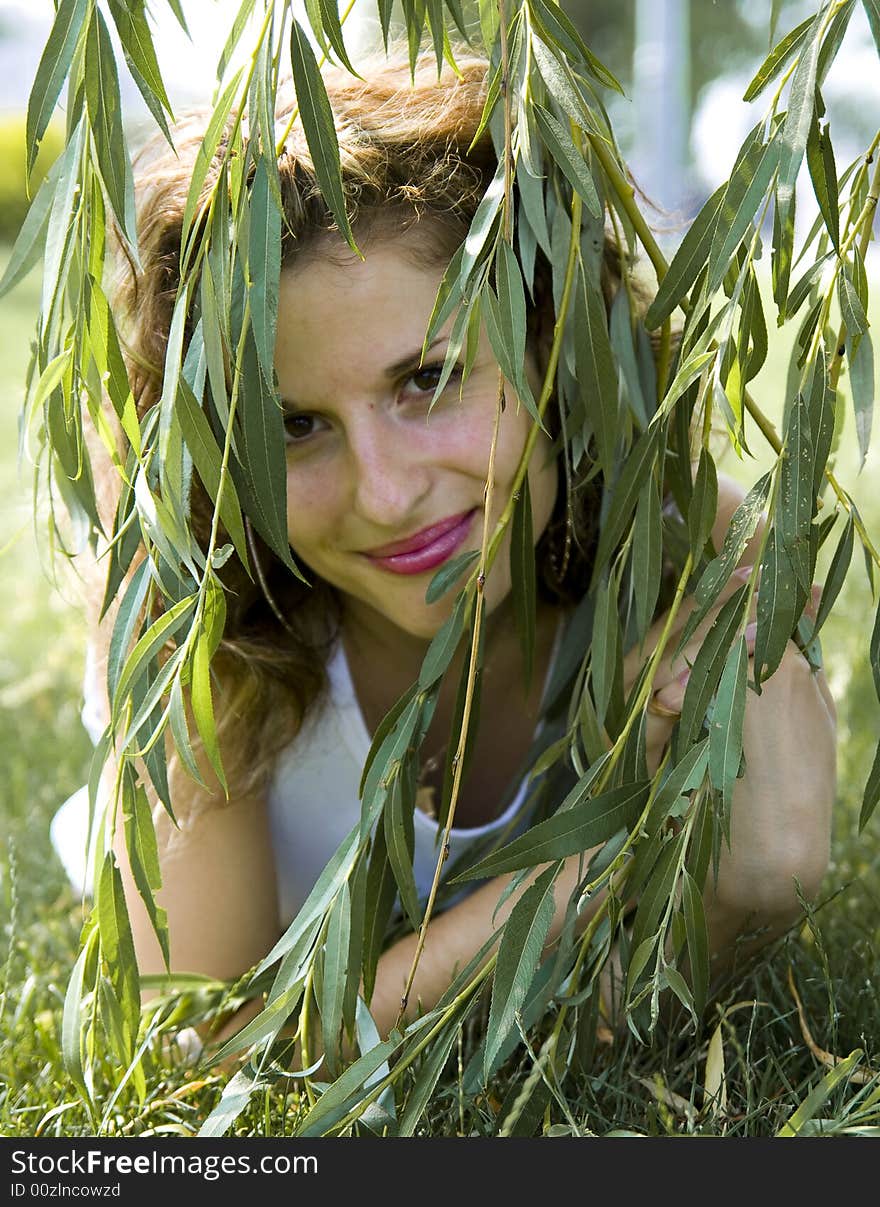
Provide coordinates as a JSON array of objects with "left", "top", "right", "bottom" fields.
[{"left": 275, "top": 232, "right": 558, "bottom": 642}]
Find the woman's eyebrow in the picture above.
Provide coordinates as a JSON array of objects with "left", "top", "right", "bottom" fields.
[{"left": 384, "top": 337, "right": 447, "bottom": 378}]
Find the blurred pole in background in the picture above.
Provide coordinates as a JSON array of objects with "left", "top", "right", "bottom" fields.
[{"left": 632, "top": 0, "right": 694, "bottom": 222}]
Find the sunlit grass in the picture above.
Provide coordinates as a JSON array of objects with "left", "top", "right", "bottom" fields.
[{"left": 1, "top": 247, "right": 878, "bottom": 1138}]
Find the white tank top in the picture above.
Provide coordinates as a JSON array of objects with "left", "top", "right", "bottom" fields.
[
  {"left": 267, "top": 634, "right": 559, "bottom": 928},
  {"left": 53, "top": 628, "right": 562, "bottom": 921}
]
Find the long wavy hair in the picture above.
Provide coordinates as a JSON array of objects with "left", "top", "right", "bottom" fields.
[{"left": 95, "top": 50, "right": 631, "bottom": 803}]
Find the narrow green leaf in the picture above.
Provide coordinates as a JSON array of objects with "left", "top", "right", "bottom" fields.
[
  {"left": 574, "top": 272, "right": 619, "bottom": 478},
  {"left": 289, "top": 19, "right": 357, "bottom": 253},
  {"left": 807, "top": 111, "right": 839, "bottom": 252},
  {"left": 85, "top": 8, "right": 138, "bottom": 250},
  {"left": 864, "top": 0, "right": 880, "bottom": 53},
  {"left": 609, "top": 290, "right": 649, "bottom": 427},
  {"left": 743, "top": 16, "right": 814, "bottom": 101},
  {"left": 645, "top": 184, "right": 724, "bottom": 329},
  {"left": 776, "top": 1049, "right": 865, "bottom": 1136},
  {"left": 511, "top": 475, "right": 537, "bottom": 690},
  {"left": 839, "top": 265, "right": 869, "bottom": 337},
  {"left": 753, "top": 527, "right": 801, "bottom": 686},
  {"left": 248, "top": 158, "right": 282, "bottom": 382},
  {"left": 180, "top": 69, "right": 243, "bottom": 259},
  {"left": 485, "top": 864, "right": 557, "bottom": 1077},
  {"left": 361, "top": 827, "right": 397, "bottom": 1002},
  {"left": 452, "top": 781, "right": 650, "bottom": 881},
  {"left": 111, "top": 594, "right": 197, "bottom": 720},
  {"left": 96, "top": 853, "right": 140, "bottom": 1057},
  {"left": 813, "top": 513, "right": 854, "bottom": 637},
  {"left": 26, "top": 0, "right": 88, "bottom": 175},
  {"left": 707, "top": 130, "right": 780, "bottom": 294},
  {"left": 709, "top": 637, "right": 748, "bottom": 813},
  {"left": 780, "top": 393, "right": 815, "bottom": 591},
  {"left": 425, "top": 550, "right": 479, "bottom": 605},
  {"left": 678, "top": 587, "right": 749, "bottom": 750},
  {"left": 62, "top": 925, "right": 99, "bottom": 1108},
  {"left": 681, "top": 869, "right": 709, "bottom": 1018},
  {"left": 191, "top": 624, "right": 226, "bottom": 793},
  {"left": 688, "top": 447, "right": 719, "bottom": 562},
  {"left": 295, "top": 1031, "right": 403, "bottom": 1137},
  {"left": 320, "top": 882, "right": 351, "bottom": 1078},
  {"left": 200, "top": 1066, "right": 265, "bottom": 1139},
  {"left": 591, "top": 574, "right": 620, "bottom": 728},
  {"left": 107, "top": 0, "right": 174, "bottom": 140},
  {"left": 384, "top": 769, "right": 421, "bottom": 930},
  {"left": 482, "top": 284, "right": 539, "bottom": 421},
  {"left": 593, "top": 425, "right": 660, "bottom": 579},
  {"left": 849, "top": 330, "right": 874, "bottom": 469},
  {"left": 633, "top": 478, "right": 662, "bottom": 644},
  {"left": 859, "top": 737, "right": 880, "bottom": 832},
  {"left": 776, "top": 17, "right": 822, "bottom": 220},
  {"left": 0, "top": 151, "right": 64, "bottom": 297},
  {"left": 529, "top": 0, "right": 624, "bottom": 92},
  {"left": 533, "top": 106, "right": 602, "bottom": 219},
  {"left": 399, "top": 1016, "right": 461, "bottom": 1135},
  {"left": 419, "top": 591, "right": 467, "bottom": 688},
  {"left": 122, "top": 773, "right": 169, "bottom": 964},
  {"left": 531, "top": 36, "right": 591, "bottom": 130}
]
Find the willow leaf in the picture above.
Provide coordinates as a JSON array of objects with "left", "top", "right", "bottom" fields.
[
  {"left": 399, "top": 1017, "right": 461, "bottom": 1135},
  {"left": 645, "top": 184, "right": 724, "bottom": 329},
  {"left": 633, "top": 477, "right": 662, "bottom": 644},
  {"left": 754, "top": 527, "right": 801, "bottom": 686},
  {"left": 111, "top": 597, "right": 196, "bottom": 727},
  {"left": 780, "top": 393, "right": 814, "bottom": 591},
  {"left": 574, "top": 272, "right": 619, "bottom": 478},
  {"left": 419, "top": 591, "right": 467, "bottom": 688},
  {"left": 849, "top": 331, "right": 874, "bottom": 469},
  {"left": 248, "top": 157, "right": 282, "bottom": 382},
  {"left": 483, "top": 284, "right": 539, "bottom": 421},
  {"left": 684, "top": 473, "right": 771, "bottom": 643},
  {"left": 122, "top": 775, "right": 169, "bottom": 964},
  {"left": 231, "top": 336, "right": 295, "bottom": 570},
  {"left": 453, "top": 781, "right": 650, "bottom": 881},
  {"left": 776, "top": 16, "right": 821, "bottom": 221},
  {"left": 0, "top": 150, "right": 63, "bottom": 297},
  {"left": 425, "top": 550, "right": 480, "bottom": 605},
  {"left": 212, "top": 979, "right": 307, "bottom": 1065},
  {"left": 26, "top": 0, "right": 88, "bottom": 176},
  {"left": 384, "top": 769, "right": 421, "bottom": 930},
  {"left": 191, "top": 623, "right": 226, "bottom": 793},
  {"left": 85, "top": 8, "right": 137, "bottom": 251},
  {"left": 864, "top": 0, "right": 880, "bottom": 52},
  {"left": 320, "top": 882, "right": 352, "bottom": 1078},
  {"left": 814, "top": 513, "right": 854, "bottom": 637},
  {"left": 709, "top": 637, "right": 748, "bottom": 814},
  {"left": 591, "top": 573, "right": 620, "bottom": 728},
  {"left": 107, "top": 558, "right": 151, "bottom": 704},
  {"left": 806, "top": 112, "right": 839, "bottom": 252},
  {"left": 839, "top": 266, "right": 869, "bottom": 337},
  {"left": 62, "top": 926, "right": 99, "bottom": 1109},
  {"left": 290, "top": 19, "right": 357, "bottom": 253},
  {"left": 485, "top": 864, "right": 557, "bottom": 1079},
  {"left": 295, "top": 1032, "right": 403, "bottom": 1137},
  {"left": 511, "top": 475, "right": 537, "bottom": 690},
  {"left": 681, "top": 870, "right": 709, "bottom": 1019},
  {"left": 743, "top": 16, "right": 814, "bottom": 101},
  {"left": 609, "top": 289, "right": 649, "bottom": 427},
  {"left": 533, "top": 106, "right": 601, "bottom": 219},
  {"left": 776, "top": 1049, "right": 865, "bottom": 1136},
  {"left": 707, "top": 133, "right": 780, "bottom": 295},
  {"left": 200, "top": 1066, "right": 265, "bottom": 1139},
  {"left": 688, "top": 447, "right": 718, "bottom": 563},
  {"left": 593, "top": 425, "right": 660, "bottom": 579},
  {"left": 96, "top": 853, "right": 140, "bottom": 1057},
  {"left": 531, "top": 36, "right": 590, "bottom": 131},
  {"left": 529, "top": 0, "right": 623, "bottom": 92},
  {"left": 107, "top": 0, "right": 174, "bottom": 141},
  {"left": 180, "top": 70, "right": 243, "bottom": 259},
  {"left": 678, "top": 587, "right": 749, "bottom": 750},
  {"left": 628, "top": 834, "right": 684, "bottom": 963},
  {"left": 361, "top": 827, "right": 397, "bottom": 1002},
  {"left": 860, "top": 737, "right": 880, "bottom": 832}
]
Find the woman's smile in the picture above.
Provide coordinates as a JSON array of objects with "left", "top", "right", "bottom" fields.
[
  {"left": 361, "top": 508, "right": 478, "bottom": 575},
  {"left": 274, "top": 230, "right": 558, "bottom": 642}
]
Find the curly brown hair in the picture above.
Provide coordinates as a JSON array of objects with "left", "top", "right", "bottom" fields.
[{"left": 94, "top": 49, "right": 631, "bottom": 803}]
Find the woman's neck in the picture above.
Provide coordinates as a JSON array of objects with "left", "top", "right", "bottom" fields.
[{"left": 339, "top": 591, "right": 560, "bottom": 735}]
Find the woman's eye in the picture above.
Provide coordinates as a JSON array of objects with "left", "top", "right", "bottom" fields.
[
  {"left": 283, "top": 413, "right": 319, "bottom": 444},
  {"left": 404, "top": 361, "right": 461, "bottom": 397}
]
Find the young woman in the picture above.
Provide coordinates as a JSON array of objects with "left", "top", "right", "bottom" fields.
[{"left": 54, "top": 51, "right": 837, "bottom": 1061}]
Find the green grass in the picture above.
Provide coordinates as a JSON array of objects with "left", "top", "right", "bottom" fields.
[{"left": 1, "top": 247, "right": 878, "bottom": 1138}]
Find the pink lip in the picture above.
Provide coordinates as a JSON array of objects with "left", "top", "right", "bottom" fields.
[{"left": 363, "top": 510, "right": 477, "bottom": 575}]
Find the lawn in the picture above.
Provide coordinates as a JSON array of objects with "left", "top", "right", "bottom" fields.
[{"left": 1, "top": 245, "right": 878, "bottom": 1138}]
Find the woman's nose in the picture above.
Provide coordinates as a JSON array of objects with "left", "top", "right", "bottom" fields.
[{"left": 347, "top": 416, "right": 431, "bottom": 528}]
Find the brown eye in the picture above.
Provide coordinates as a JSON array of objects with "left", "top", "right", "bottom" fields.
[
  {"left": 405, "top": 362, "right": 461, "bottom": 396},
  {"left": 284, "top": 413, "right": 318, "bottom": 443}
]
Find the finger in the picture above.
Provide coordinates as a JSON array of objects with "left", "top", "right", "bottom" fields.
[{"left": 651, "top": 617, "right": 759, "bottom": 714}]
